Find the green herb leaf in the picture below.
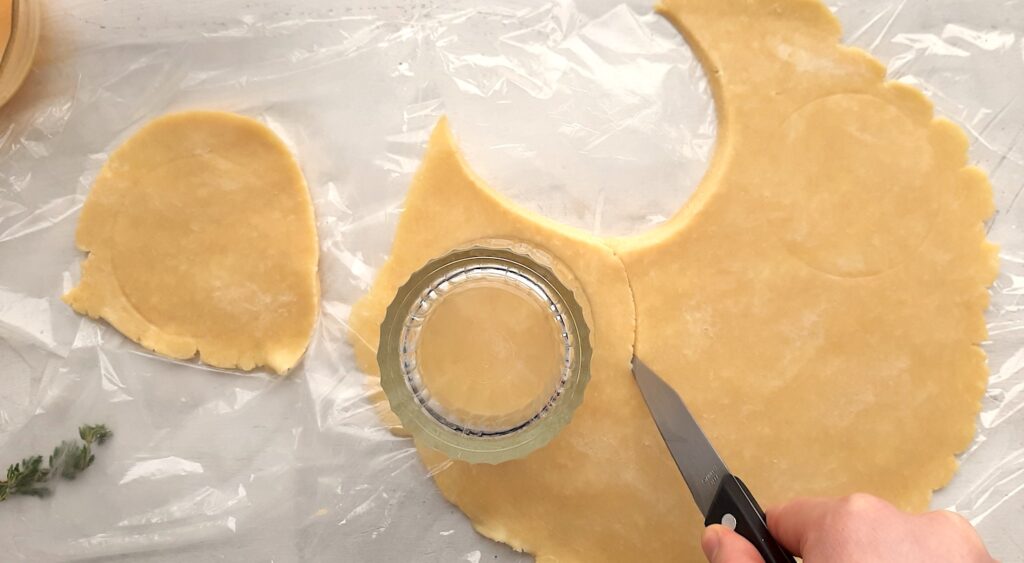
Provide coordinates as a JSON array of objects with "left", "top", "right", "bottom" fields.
[
  {"left": 0, "top": 424, "right": 112, "bottom": 502},
  {"left": 79, "top": 424, "right": 113, "bottom": 446}
]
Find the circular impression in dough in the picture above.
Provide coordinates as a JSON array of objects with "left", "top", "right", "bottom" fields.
[{"left": 65, "top": 111, "right": 319, "bottom": 375}]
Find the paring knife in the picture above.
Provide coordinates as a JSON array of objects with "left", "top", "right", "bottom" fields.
[{"left": 632, "top": 358, "right": 796, "bottom": 563}]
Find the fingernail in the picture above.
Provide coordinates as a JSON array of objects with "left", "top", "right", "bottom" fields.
[{"left": 701, "top": 526, "right": 721, "bottom": 560}]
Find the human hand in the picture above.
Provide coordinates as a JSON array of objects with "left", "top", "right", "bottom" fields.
[{"left": 700, "top": 493, "right": 996, "bottom": 563}]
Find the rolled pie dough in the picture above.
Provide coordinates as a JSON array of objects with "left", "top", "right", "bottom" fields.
[
  {"left": 65, "top": 111, "right": 319, "bottom": 375},
  {"left": 349, "top": 0, "right": 998, "bottom": 561}
]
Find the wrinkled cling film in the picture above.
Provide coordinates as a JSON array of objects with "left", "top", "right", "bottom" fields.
[{"left": 0, "top": 0, "right": 1021, "bottom": 560}]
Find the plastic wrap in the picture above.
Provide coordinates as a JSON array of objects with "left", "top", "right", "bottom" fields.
[{"left": 0, "top": 0, "right": 1020, "bottom": 560}]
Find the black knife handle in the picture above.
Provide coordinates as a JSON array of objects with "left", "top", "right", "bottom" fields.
[{"left": 704, "top": 474, "right": 796, "bottom": 563}]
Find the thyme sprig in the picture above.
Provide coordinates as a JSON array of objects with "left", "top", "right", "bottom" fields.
[{"left": 0, "top": 424, "right": 113, "bottom": 502}]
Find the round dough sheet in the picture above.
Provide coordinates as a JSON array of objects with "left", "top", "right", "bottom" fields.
[
  {"left": 350, "top": 0, "right": 998, "bottom": 560},
  {"left": 65, "top": 111, "right": 320, "bottom": 375}
]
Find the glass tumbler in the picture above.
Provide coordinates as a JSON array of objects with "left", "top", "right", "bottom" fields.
[{"left": 377, "top": 239, "right": 593, "bottom": 464}]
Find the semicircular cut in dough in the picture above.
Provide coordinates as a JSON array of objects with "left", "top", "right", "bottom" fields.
[
  {"left": 349, "top": 0, "right": 998, "bottom": 560},
  {"left": 65, "top": 111, "right": 320, "bottom": 375}
]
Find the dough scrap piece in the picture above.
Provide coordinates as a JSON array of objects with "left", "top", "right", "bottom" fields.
[
  {"left": 350, "top": 0, "right": 998, "bottom": 560},
  {"left": 65, "top": 111, "right": 319, "bottom": 375}
]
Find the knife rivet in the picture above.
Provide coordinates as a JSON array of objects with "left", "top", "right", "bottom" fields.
[{"left": 721, "top": 513, "right": 737, "bottom": 531}]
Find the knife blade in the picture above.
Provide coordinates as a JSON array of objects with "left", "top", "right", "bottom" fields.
[{"left": 632, "top": 358, "right": 795, "bottom": 563}]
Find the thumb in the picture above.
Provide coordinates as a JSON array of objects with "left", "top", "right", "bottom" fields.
[{"left": 701, "top": 525, "right": 765, "bottom": 563}]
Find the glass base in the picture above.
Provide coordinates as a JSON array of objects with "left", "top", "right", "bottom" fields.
[{"left": 377, "top": 239, "right": 592, "bottom": 464}]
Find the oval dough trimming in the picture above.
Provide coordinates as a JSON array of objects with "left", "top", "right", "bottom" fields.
[{"left": 65, "top": 111, "right": 319, "bottom": 375}]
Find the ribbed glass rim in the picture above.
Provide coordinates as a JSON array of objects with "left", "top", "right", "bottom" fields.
[
  {"left": 377, "top": 239, "right": 592, "bottom": 464},
  {"left": 0, "top": 0, "right": 41, "bottom": 108}
]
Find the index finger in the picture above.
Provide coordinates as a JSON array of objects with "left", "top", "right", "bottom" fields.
[{"left": 765, "top": 497, "right": 834, "bottom": 556}]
